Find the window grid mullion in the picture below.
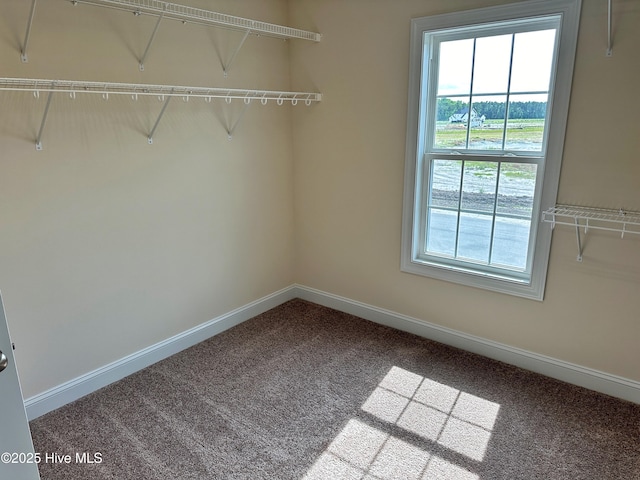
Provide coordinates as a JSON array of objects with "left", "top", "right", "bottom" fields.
[
  {"left": 423, "top": 156, "right": 435, "bottom": 255},
  {"left": 431, "top": 204, "right": 532, "bottom": 222},
  {"left": 487, "top": 162, "right": 502, "bottom": 265},
  {"left": 464, "top": 39, "right": 477, "bottom": 150},
  {"left": 501, "top": 34, "right": 516, "bottom": 150},
  {"left": 453, "top": 160, "right": 466, "bottom": 259},
  {"left": 438, "top": 90, "right": 550, "bottom": 99}
]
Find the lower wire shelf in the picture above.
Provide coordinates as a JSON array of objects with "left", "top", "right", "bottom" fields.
[{"left": 0, "top": 77, "right": 322, "bottom": 148}]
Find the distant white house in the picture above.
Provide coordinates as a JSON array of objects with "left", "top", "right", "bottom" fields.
[{"left": 449, "top": 107, "right": 486, "bottom": 127}]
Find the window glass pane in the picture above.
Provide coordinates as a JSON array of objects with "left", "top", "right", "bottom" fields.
[
  {"left": 426, "top": 209, "right": 458, "bottom": 257},
  {"left": 430, "top": 160, "right": 462, "bottom": 209},
  {"left": 457, "top": 213, "right": 492, "bottom": 262},
  {"left": 491, "top": 163, "right": 537, "bottom": 269},
  {"left": 468, "top": 96, "right": 505, "bottom": 150},
  {"left": 427, "top": 160, "right": 462, "bottom": 256},
  {"left": 496, "top": 163, "right": 537, "bottom": 217},
  {"left": 472, "top": 34, "right": 512, "bottom": 94},
  {"left": 437, "top": 39, "right": 474, "bottom": 96},
  {"left": 461, "top": 162, "right": 498, "bottom": 213},
  {"left": 490, "top": 217, "right": 531, "bottom": 269},
  {"left": 505, "top": 94, "right": 547, "bottom": 151},
  {"left": 510, "top": 29, "right": 556, "bottom": 93},
  {"left": 434, "top": 97, "right": 469, "bottom": 149}
]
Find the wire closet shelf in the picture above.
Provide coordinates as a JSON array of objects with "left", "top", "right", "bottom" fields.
[
  {"left": 69, "top": 0, "right": 322, "bottom": 42},
  {"left": 0, "top": 77, "right": 322, "bottom": 148},
  {"left": 542, "top": 205, "right": 640, "bottom": 261},
  {"left": 0, "top": 77, "right": 322, "bottom": 103}
]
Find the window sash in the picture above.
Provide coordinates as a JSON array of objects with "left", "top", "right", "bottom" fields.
[
  {"left": 414, "top": 18, "right": 560, "bottom": 283},
  {"left": 415, "top": 153, "right": 543, "bottom": 282},
  {"left": 423, "top": 17, "right": 561, "bottom": 157}
]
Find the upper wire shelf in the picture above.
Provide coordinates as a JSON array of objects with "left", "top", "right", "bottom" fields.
[
  {"left": 542, "top": 205, "right": 640, "bottom": 261},
  {"left": 20, "top": 0, "right": 321, "bottom": 72},
  {"left": 69, "top": 0, "right": 322, "bottom": 42}
]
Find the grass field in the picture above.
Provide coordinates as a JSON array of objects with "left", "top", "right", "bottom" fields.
[
  {"left": 434, "top": 119, "right": 545, "bottom": 149},
  {"left": 434, "top": 159, "right": 537, "bottom": 182},
  {"left": 462, "top": 161, "right": 537, "bottom": 180}
]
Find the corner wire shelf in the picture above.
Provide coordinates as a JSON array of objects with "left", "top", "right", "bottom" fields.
[
  {"left": 21, "top": 0, "right": 321, "bottom": 73},
  {"left": 542, "top": 205, "right": 640, "bottom": 261},
  {"left": 0, "top": 77, "right": 322, "bottom": 148}
]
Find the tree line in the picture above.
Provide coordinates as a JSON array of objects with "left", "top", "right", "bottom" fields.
[{"left": 437, "top": 98, "right": 547, "bottom": 121}]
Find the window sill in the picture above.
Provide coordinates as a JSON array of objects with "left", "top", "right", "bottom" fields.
[{"left": 401, "top": 257, "right": 544, "bottom": 301}]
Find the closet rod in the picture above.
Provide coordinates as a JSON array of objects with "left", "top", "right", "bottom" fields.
[
  {"left": 0, "top": 77, "right": 322, "bottom": 103},
  {"left": 69, "top": 0, "right": 322, "bottom": 42}
]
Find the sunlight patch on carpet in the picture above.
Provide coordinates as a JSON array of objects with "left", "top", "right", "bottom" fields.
[
  {"left": 364, "top": 366, "right": 499, "bottom": 461},
  {"left": 304, "top": 366, "right": 498, "bottom": 479}
]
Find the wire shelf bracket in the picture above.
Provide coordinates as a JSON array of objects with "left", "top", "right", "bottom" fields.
[
  {"left": 0, "top": 77, "right": 322, "bottom": 149},
  {"left": 35, "top": 84, "right": 55, "bottom": 151},
  {"left": 223, "top": 97, "right": 251, "bottom": 141},
  {"left": 138, "top": 4, "right": 166, "bottom": 71},
  {"left": 21, "top": 0, "right": 38, "bottom": 63},
  {"left": 222, "top": 28, "right": 251, "bottom": 77},
  {"left": 147, "top": 89, "right": 173, "bottom": 144},
  {"left": 542, "top": 205, "right": 640, "bottom": 261},
  {"left": 606, "top": 0, "right": 614, "bottom": 56}
]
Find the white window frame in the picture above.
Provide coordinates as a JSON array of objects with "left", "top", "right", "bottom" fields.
[{"left": 401, "top": 0, "right": 581, "bottom": 300}]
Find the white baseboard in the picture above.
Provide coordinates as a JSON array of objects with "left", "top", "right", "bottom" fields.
[
  {"left": 25, "top": 284, "right": 639, "bottom": 420},
  {"left": 293, "top": 284, "right": 640, "bottom": 405},
  {"left": 24, "top": 286, "right": 298, "bottom": 420}
]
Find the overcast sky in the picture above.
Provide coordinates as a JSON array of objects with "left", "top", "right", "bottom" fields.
[{"left": 436, "top": 29, "right": 556, "bottom": 102}]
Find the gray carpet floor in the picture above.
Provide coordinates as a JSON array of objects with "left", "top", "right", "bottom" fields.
[{"left": 30, "top": 299, "right": 640, "bottom": 479}]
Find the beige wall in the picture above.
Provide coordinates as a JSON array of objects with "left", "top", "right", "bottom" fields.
[
  {"left": 1, "top": 0, "right": 639, "bottom": 402},
  {"left": 290, "top": 0, "right": 640, "bottom": 381},
  {"left": 0, "top": 0, "right": 296, "bottom": 398}
]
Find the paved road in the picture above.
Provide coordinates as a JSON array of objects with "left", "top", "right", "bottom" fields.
[{"left": 427, "top": 209, "right": 530, "bottom": 269}]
